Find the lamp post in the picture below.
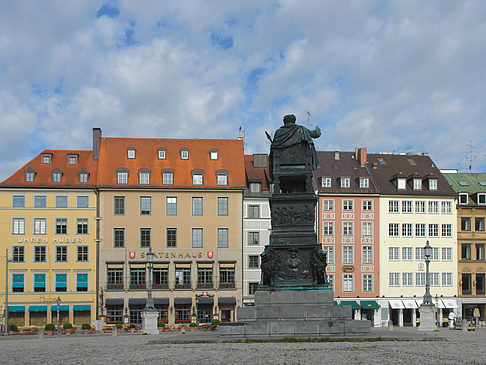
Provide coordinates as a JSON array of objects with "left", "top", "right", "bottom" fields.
[
  {"left": 419, "top": 240, "right": 436, "bottom": 331},
  {"left": 56, "top": 297, "right": 61, "bottom": 334},
  {"left": 146, "top": 247, "right": 154, "bottom": 310},
  {"left": 4, "top": 249, "right": 12, "bottom": 334},
  {"left": 141, "top": 247, "right": 158, "bottom": 334},
  {"left": 423, "top": 241, "right": 433, "bottom": 305}
]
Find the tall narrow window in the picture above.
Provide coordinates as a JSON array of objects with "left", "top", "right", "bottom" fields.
[
  {"left": 114, "top": 196, "right": 125, "bottom": 215},
  {"left": 12, "top": 218, "right": 25, "bottom": 234},
  {"left": 166, "top": 197, "right": 177, "bottom": 216},
  {"left": 216, "top": 170, "right": 228, "bottom": 186},
  {"left": 34, "top": 218, "right": 47, "bottom": 235},
  {"left": 114, "top": 228, "right": 125, "bottom": 248},
  {"left": 127, "top": 148, "right": 136, "bottom": 159},
  {"left": 218, "top": 228, "right": 229, "bottom": 248},
  {"left": 218, "top": 197, "right": 228, "bottom": 216},
  {"left": 55, "top": 218, "right": 68, "bottom": 234},
  {"left": 138, "top": 169, "right": 150, "bottom": 185},
  {"left": 140, "top": 196, "right": 151, "bottom": 215},
  {"left": 192, "top": 197, "right": 203, "bottom": 216},
  {"left": 192, "top": 228, "right": 203, "bottom": 248},
  {"left": 162, "top": 170, "right": 174, "bottom": 185},
  {"left": 140, "top": 228, "right": 151, "bottom": 248},
  {"left": 166, "top": 228, "right": 177, "bottom": 247}
]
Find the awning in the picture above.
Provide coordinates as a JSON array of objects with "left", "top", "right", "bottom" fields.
[
  {"left": 435, "top": 300, "right": 445, "bottom": 309},
  {"left": 106, "top": 298, "right": 124, "bottom": 306},
  {"left": 129, "top": 298, "right": 146, "bottom": 305},
  {"left": 77, "top": 274, "right": 88, "bottom": 288},
  {"left": 8, "top": 306, "right": 25, "bottom": 312},
  {"left": 415, "top": 299, "right": 423, "bottom": 307},
  {"left": 51, "top": 305, "right": 69, "bottom": 311},
  {"left": 341, "top": 300, "right": 359, "bottom": 309},
  {"left": 29, "top": 305, "right": 47, "bottom": 312},
  {"left": 442, "top": 299, "right": 458, "bottom": 308},
  {"left": 389, "top": 300, "right": 404, "bottom": 309},
  {"left": 154, "top": 298, "right": 169, "bottom": 305},
  {"left": 197, "top": 297, "right": 214, "bottom": 305},
  {"left": 402, "top": 300, "right": 418, "bottom": 309},
  {"left": 360, "top": 300, "right": 379, "bottom": 309},
  {"left": 56, "top": 274, "right": 67, "bottom": 287},
  {"left": 174, "top": 298, "right": 192, "bottom": 305},
  {"left": 218, "top": 297, "right": 236, "bottom": 305},
  {"left": 73, "top": 305, "right": 91, "bottom": 311}
]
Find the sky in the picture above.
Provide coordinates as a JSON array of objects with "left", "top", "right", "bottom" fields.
[{"left": 1, "top": 0, "right": 486, "bottom": 181}]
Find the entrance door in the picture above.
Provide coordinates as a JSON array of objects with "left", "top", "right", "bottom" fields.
[{"left": 221, "top": 309, "right": 231, "bottom": 322}]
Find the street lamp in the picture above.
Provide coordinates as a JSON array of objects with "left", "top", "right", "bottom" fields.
[
  {"left": 141, "top": 247, "right": 158, "bottom": 334},
  {"left": 419, "top": 240, "right": 436, "bottom": 332},
  {"left": 423, "top": 241, "right": 433, "bottom": 305},
  {"left": 4, "top": 249, "right": 12, "bottom": 334}
]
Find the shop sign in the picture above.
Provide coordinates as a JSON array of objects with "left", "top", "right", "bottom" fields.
[
  {"left": 342, "top": 266, "right": 354, "bottom": 273},
  {"left": 129, "top": 251, "right": 135, "bottom": 259},
  {"left": 17, "top": 237, "right": 84, "bottom": 243},
  {"left": 138, "top": 251, "right": 206, "bottom": 259},
  {"left": 207, "top": 251, "right": 214, "bottom": 259}
]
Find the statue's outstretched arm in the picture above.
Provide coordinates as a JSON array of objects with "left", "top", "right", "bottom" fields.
[{"left": 310, "top": 126, "right": 321, "bottom": 138}]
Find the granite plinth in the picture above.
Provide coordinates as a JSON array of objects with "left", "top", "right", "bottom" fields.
[
  {"left": 418, "top": 305, "right": 437, "bottom": 332},
  {"left": 141, "top": 309, "right": 159, "bottom": 335}
]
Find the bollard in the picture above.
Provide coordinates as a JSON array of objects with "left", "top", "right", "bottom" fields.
[
  {"left": 112, "top": 326, "right": 117, "bottom": 336},
  {"left": 38, "top": 327, "right": 44, "bottom": 339}
]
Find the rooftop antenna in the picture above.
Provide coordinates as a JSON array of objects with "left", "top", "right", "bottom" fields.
[
  {"left": 238, "top": 126, "right": 248, "bottom": 152},
  {"left": 465, "top": 139, "right": 478, "bottom": 171}
]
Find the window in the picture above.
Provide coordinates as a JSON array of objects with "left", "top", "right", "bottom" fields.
[
  {"left": 402, "top": 223, "right": 413, "bottom": 237},
  {"left": 77, "top": 273, "right": 88, "bottom": 291},
  {"left": 175, "top": 268, "right": 191, "bottom": 289},
  {"left": 322, "top": 199, "right": 334, "bottom": 211},
  {"left": 140, "top": 196, "right": 151, "bottom": 215},
  {"left": 402, "top": 201, "right": 412, "bottom": 213},
  {"left": 389, "top": 247, "right": 400, "bottom": 261},
  {"left": 321, "top": 177, "right": 331, "bottom": 187},
  {"left": 415, "top": 201, "right": 426, "bottom": 213},
  {"left": 442, "top": 273, "right": 453, "bottom": 287},
  {"left": 180, "top": 149, "right": 189, "bottom": 160},
  {"left": 388, "top": 200, "right": 399, "bottom": 213},
  {"left": 162, "top": 171, "right": 173, "bottom": 185},
  {"left": 114, "top": 228, "right": 125, "bottom": 248},
  {"left": 415, "top": 247, "right": 425, "bottom": 261},
  {"left": 322, "top": 222, "right": 334, "bottom": 236},
  {"left": 218, "top": 197, "right": 228, "bottom": 216},
  {"left": 327, "top": 274, "right": 334, "bottom": 289},
  {"left": 12, "top": 218, "right": 25, "bottom": 234},
  {"left": 340, "top": 177, "right": 350, "bottom": 188},
  {"left": 249, "top": 282, "right": 259, "bottom": 295},
  {"left": 107, "top": 305, "right": 123, "bottom": 322},
  {"left": 34, "top": 195, "right": 46, "bottom": 208},
  {"left": 429, "top": 179, "right": 437, "bottom": 190},
  {"left": 402, "top": 273, "right": 413, "bottom": 286},
  {"left": 154, "top": 268, "right": 169, "bottom": 288},
  {"left": 127, "top": 148, "right": 136, "bottom": 159},
  {"left": 248, "top": 255, "right": 259, "bottom": 268},
  {"left": 34, "top": 273, "right": 46, "bottom": 292},
  {"left": 362, "top": 200, "right": 373, "bottom": 211},
  {"left": 359, "top": 178, "right": 369, "bottom": 188},
  {"left": 56, "top": 246, "right": 67, "bottom": 262},
  {"left": 416, "top": 272, "right": 426, "bottom": 286},
  {"left": 477, "top": 273, "right": 485, "bottom": 295},
  {"left": 402, "top": 247, "right": 413, "bottom": 261},
  {"left": 459, "top": 193, "right": 468, "bottom": 205},
  {"left": 217, "top": 172, "right": 228, "bottom": 186},
  {"left": 52, "top": 170, "right": 62, "bottom": 183},
  {"left": 25, "top": 170, "right": 35, "bottom": 182},
  {"left": 249, "top": 182, "right": 262, "bottom": 192},
  {"left": 461, "top": 244, "right": 471, "bottom": 260},
  {"left": 428, "top": 224, "right": 439, "bottom": 237},
  {"left": 166, "top": 228, "right": 177, "bottom": 247},
  {"left": 397, "top": 178, "right": 406, "bottom": 190},
  {"left": 12, "top": 246, "right": 24, "bottom": 262},
  {"left": 415, "top": 223, "right": 426, "bottom": 237},
  {"left": 55, "top": 218, "right": 67, "bottom": 234},
  {"left": 343, "top": 200, "right": 354, "bottom": 211},
  {"left": 107, "top": 267, "right": 124, "bottom": 289},
  {"left": 56, "top": 196, "right": 67, "bottom": 208},
  {"left": 13, "top": 195, "right": 25, "bottom": 207},
  {"left": 130, "top": 268, "right": 146, "bottom": 289},
  {"left": 362, "top": 274, "right": 373, "bottom": 292},
  {"left": 428, "top": 201, "right": 439, "bottom": 214},
  {"left": 413, "top": 178, "right": 422, "bottom": 190},
  {"left": 140, "top": 228, "right": 151, "bottom": 248},
  {"left": 248, "top": 205, "right": 260, "bottom": 218},
  {"left": 388, "top": 223, "right": 399, "bottom": 237},
  {"left": 79, "top": 171, "right": 89, "bottom": 183},
  {"left": 34, "top": 218, "right": 47, "bottom": 235},
  {"left": 164, "top": 196, "right": 177, "bottom": 216},
  {"left": 431, "top": 272, "right": 439, "bottom": 286},
  {"left": 197, "top": 268, "right": 213, "bottom": 289},
  {"left": 192, "top": 172, "right": 203, "bottom": 185},
  {"left": 343, "top": 222, "right": 353, "bottom": 236},
  {"left": 41, "top": 154, "right": 51, "bottom": 164},
  {"left": 462, "top": 273, "right": 472, "bottom": 294},
  {"left": 74, "top": 218, "right": 88, "bottom": 235},
  {"left": 114, "top": 196, "right": 125, "bottom": 215},
  {"left": 220, "top": 267, "right": 235, "bottom": 288},
  {"left": 210, "top": 149, "right": 219, "bottom": 160},
  {"left": 68, "top": 155, "right": 78, "bottom": 164},
  {"left": 362, "top": 222, "right": 373, "bottom": 236},
  {"left": 323, "top": 246, "right": 334, "bottom": 264},
  {"left": 218, "top": 228, "right": 229, "bottom": 248},
  {"left": 192, "top": 197, "right": 203, "bottom": 216},
  {"left": 362, "top": 246, "right": 373, "bottom": 264},
  {"left": 478, "top": 193, "right": 486, "bottom": 205},
  {"left": 56, "top": 274, "right": 67, "bottom": 292},
  {"left": 34, "top": 246, "right": 46, "bottom": 262},
  {"left": 248, "top": 232, "right": 259, "bottom": 245},
  {"left": 442, "top": 247, "right": 452, "bottom": 261},
  {"left": 12, "top": 274, "right": 24, "bottom": 292},
  {"left": 117, "top": 171, "right": 128, "bottom": 184},
  {"left": 192, "top": 228, "right": 203, "bottom": 248},
  {"left": 476, "top": 244, "right": 485, "bottom": 261},
  {"left": 77, "top": 196, "right": 89, "bottom": 208},
  {"left": 389, "top": 273, "right": 400, "bottom": 286},
  {"left": 431, "top": 247, "right": 439, "bottom": 261},
  {"left": 343, "top": 274, "right": 354, "bottom": 292},
  {"left": 138, "top": 171, "right": 150, "bottom": 185},
  {"left": 475, "top": 218, "right": 485, "bottom": 231},
  {"left": 441, "top": 224, "right": 452, "bottom": 237},
  {"left": 461, "top": 217, "right": 471, "bottom": 231},
  {"left": 343, "top": 246, "right": 353, "bottom": 264},
  {"left": 158, "top": 149, "right": 166, "bottom": 159}
]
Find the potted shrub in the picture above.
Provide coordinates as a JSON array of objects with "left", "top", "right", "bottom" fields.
[
  {"left": 115, "top": 322, "right": 123, "bottom": 333},
  {"left": 9, "top": 324, "right": 18, "bottom": 335},
  {"left": 45, "top": 323, "right": 56, "bottom": 335},
  {"left": 189, "top": 322, "right": 197, "bottom": 331},
  {"left": 63, "top": 322, "right": 74, "bottom": 334},
  {"left": 211, "top": 319, "right": 220, "bottom": 331},
  {"left": 81, "top": 323, "right": 91, "bottom": 334},
  {"left": 157, "top": 321, "right": 165, "bottom": 333},
  {"left": 129, "top": 323, "right": 136, "bottom": 333}
]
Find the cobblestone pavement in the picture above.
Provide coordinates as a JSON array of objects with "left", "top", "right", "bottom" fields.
[{"left": 1, "top": 328, "right": 485, "bottom": 365}]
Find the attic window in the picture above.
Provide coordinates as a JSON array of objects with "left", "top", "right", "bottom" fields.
[
  {"left": 158, "top": 149, "right": 166, "bottom": 160},
  {"left": 24, "top": 168, "right": 36, "bottom": 182},
  {"left": 429, "top": 179, "right": 437, "bottom": 190},
  {"left": 210, "top": 149, "right": 219, "bottom": 160},
  {"left": 162, "top": 169, "right": 174, "bottom": 185},
  {"left": 377, "top": 158, "right": 385, "bottom": 164},
  {"left": 116, "top": 169, "right": 129, "bottom": 184},
  {"left": 459, "top": 193, "right": 468, "bottom": 205},
  {"left": 479, "top": 182, "right": 486, "bottom": 186},
  {"left": 359, "top": 177, "right": 369, "bottom": 188},
  {"left": 458, "top": 181, "right": 469, "bottom": 186},
  {"left": 41, "top": 154, "right": 51, "bottom": 164},
  {"left": 127, "top": 148, "right": 136, "bottom": 159},
  {"left": 407, "top": 159, "right": 416, "bottom": 166},
  {"left": 321, "top": 177, "right": 331, "bottom": 188},
  {"left": 340, "top": 177, "right": 350, "bottom": 188},
  {"left": 180, "top": 149, "right": 189, "bottom": 160},
  {"left": 397, "top": 178, "right": 406, "bottom": 190},
  {"left": 216, "top": 170, "right": 228, "bottom": 186},
  {"left": 67, "top": 155, "right": 78, "bottom": 165},
  {"left": 192, "top": 170, "right": 204, "bottom": 185},
  {"left": 78, "top": 170, "right": 89, "bottom": 183},
  {"left": 413, "top": 178, "right": 422, "bottom": 190},
  {"left": 138, "top": 169, "right": 150, "bottom": 185},
  {"left": 249, "top": 182, "right": 262, "bottom": 193},
  {"left": 478, "top": 193, "right": 486, "bottom": 205},
  {"left": 52, "top": 169, "right": 63, "bottom": 183}
]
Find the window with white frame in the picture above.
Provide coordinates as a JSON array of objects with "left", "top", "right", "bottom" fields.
[
  {"left": 343, "top": 222, "right": 353, "bottom": 236},
  {"left": 217, "top": 172, "right": 228, "bottom": 186},
  {"left": 362, "top": 246, "right": 373, "bottom": 264},
  {"left": 192, "top": 173, "right": 203, "bottom": 185},
  {"left": 343, "top": 200, "right": 354, "bottom": 211},
  {"left": 416, "top": 272, "right": 426, "bottom": 286},
  {"left": 428, "top": 201, "right": 439, "bottom": 214},
  {"left": 362, "top": 222, "right": 373, "bottom": 236},
  {"left": 327, "top": 274, "right": 334, "bottom": 289},
  {"left": 359, "top": 178, "right": 369, "bottom": 188},
  {"left": 68, "top": 155, "right": 78, "bottom": 164},
  {"left": 166, "top": 197, "right": 177, "bottom": 216},
  {"left": 415, "top": 247, "right": 425, "bottom": 261},
  {"left": 117, "top": 171, "right": 128, "bottom": 184},
  {"left": 459, "top": 193, "right": 468, "bottom": 205},
  {"left": 413, "top": 178, "right": 422, "bottom": 190},
  {"left": 415, "top": 223, "right": 426, "bottom": 237},
  {"left": 340, "top": 177, "right": 350, "bottom": 188},
  {"left": 322, "top": 199, "right": 334, "bottom": 211},
  {"left": 77, "top": 196, "right": 89, "bottom": 208},
  {"left": 442, "top": 272, "right": 453, "bottom": 286},
  {"left": 362, "top": 274, "right": 373, "bottom": 292},
  {"left": 192, "top": 197, "right": 203, "bottom": 216},
  {"left": 192, "top": 228, "right": 203, "bottom": 248},
  {"left": 34, "top": 218, "right": 47, "bottom": 235},
  {"left": 415, "top": 200, "right": 426, "bottom": 213},
  {"left": 429, "top": 179, "right": 437, "bottom": 190},
  {"left": 402, "top": 247, "right": 413, "bottom": 261},
  {"left": 210, "top": 149, "right": 218, "bottom": 160},
  {"left": 140, "top": 196, "right": 151, "bottom": 215},
  {"left": 180, "top": 149, "right": 189, "bottom": 160},
  {"left": 478, "top": 193, "right": 486, "bottom": 205},
  {"left": 52, "top": 170, "right": 62, "bottom": 183},
  {"left": 397, "top": 178, "right": 406, "bottom": 190},
  {"left": 162, "top": 171, "right": 174, "bottom": 185},
  {"left": 77, "top": 246, "right": 89, "bottom": 262},
  {"left": 362, "top": 200, "right": 373, "bottom": 211},
  {"left": 158, "top": 149, "right": 166, "bottom": 159},
  {"left": 389, "top": 200, "right": 399, "bottom": 213},
  {"left": 441, "top": 201, "right": 452, "bottom": 214},
  {"left": 402, "top": 200, "right": 412, "bottom": 213},
  {"left": 217, "top": 228, "right": 228, "bottom": 248},
  {"left": 402, "top": 272, "right": 413, "bottom": 286},
  {"left": 249, "top": 182, "right": 261, "bottom": 192},
  {"left": 24, "top": 170, "right": 35, "bottom": 182},
  {"left": 431, "top": 247, "right": 439, "bottom": 261},
  {"left": 428, "top": 224, "right": 439, "bottom": 237},
  {"left": 41, "top": 154, "right": 51, "bottom": 164},
  {"left": 34, "top": 246, "right": 47, "bottom": 262},
  {"left": 441, "top": 224, "right": 452, "bottom": 237},
  {"left": 138, "top": 171, "right": 150, "bottom": 185},
  {"left": 12, "top": 218, "right": 25, "bottom": 234},
  {"left": 79, "top": 171, "right": 89, "bottom": 183},
  {"left": 402, "top": 223, "right": 413, "bottom": 237},
  {"left": 322, "top": 246, "right": 334, "bottom": 264},
  {"left": 442, "top": 247, "right": 452, "bottom": 261},
  {"left": 56, "top": 195, "right": 67, "bottom": 208},
  {"left": 322, "top": 222, "right": 334, "bottom": 236},
  {"left": 56, "top": 246, "right": 67, "bottom": 262},
  {"left": 388, "top": 223, "right": 399, "bottom": 237},
  {"left": 389, "top": 247, "right": 400, "bottom": 261},
  {"left": 321, "top": 177, "right": 331, "bottom": 187},
  {"left": 342, "top": 246, "right": 353, "bottom": 264},
  {"left": 343, "top": 274, "right": 354, "bottom": 292},
  {"left": 77, "top": 218, "right": 88, "bottom": 234},
  {"left": 431, "top": 272, "right": 439, "bottom": 286},
  {"left": 127, "top": 148, "right": 136, "bottom": 159},
  {"left": 389, "top": 273, "right": 400, "bottom": 286}
]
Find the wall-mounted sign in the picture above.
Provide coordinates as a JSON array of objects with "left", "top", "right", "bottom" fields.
[
  {"left": 129, "top": 251, "right": 135, "bottom": 259},
  {"left": 342, "top": 266, "right": 354, "bottom": 273},
  {"left": 418, "top": 263, "right": 425, "bottom": 271},
  {"left": 138, "top": 251, "right": 206, "bottom": 260},
  {"left": 17, "top": 237, "right": 84, "bottom": 243},
  {"left": 207, "top": 251, "right": 214, "bottom": 259}
]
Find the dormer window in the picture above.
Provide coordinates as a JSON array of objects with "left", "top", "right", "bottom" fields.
[
  {"left": 192, "top": 170, "right": 203, "bottom": 185},
  {"left": 429, "top": 179, "right": 437, "bottom": 190},
  {"left": 180, "top": 149, "right": 189, "bottom": 160},
  {"left": 162, "top": 169, "right": 174, "bottom": 185},
  {"left": 78, "top": 169, "right": 89, "bottom": 183},
  {"left": 67, "top": 154, "right": 78, "bottom": 165},
  {"left": 397, "top": 178, "right": 406, "bottom": 190},
  {"left": 340, "top": 177, "right": 350, "bottom": 188},
  {"left": 216, "top": 170, "right": 228, "bottom": 186},
  {"left": 413, "top": 178, "right": 422, "bottom": 190},
  {"left": 359, "top": 178, "right": 369, "bottom": 188},
  {"left": 210, "top": 149, "right": 219, "bottom": 160},
  {"left": 459, "top": 193, "right": 468, "bottom": 205},
  {"left": 158, "top": 149, "right": 166, "bottom": 160},
  {"left": 41, "top": 154, "right": 51, "bottom": 164},
  {"left": 321, "top": 177, "right": 331, "bottom": 188},
  {"left": 127, "top": 148, "right": 136, "bottom": 159},
  {"left": 478, "top": 193, "right": 486, "bottom": 205},
  {"left": 116, "top": 169, "right": 129, "bottom": 184},
  {"left": 24, "top": 168, "right": 36, "bottom": 182},
  {"left": 138, "top": 169, "right": 150, "bottom": 185},
  {"left": 249, "top": 182, "right": 262, "bottom": 193},
  {"left": 51, "top": 169, "right": 63, "bottom": 183}
]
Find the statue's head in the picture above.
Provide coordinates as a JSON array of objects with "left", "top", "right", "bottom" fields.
[{"left": 283, "top": 114, "right": 296, "bottom": 125}]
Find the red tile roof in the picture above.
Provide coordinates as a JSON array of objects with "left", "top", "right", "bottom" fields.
[{"left": 244, "top": 155, "right": 270, "bottom": 191}]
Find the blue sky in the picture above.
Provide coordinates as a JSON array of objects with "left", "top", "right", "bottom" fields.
[{"left": 1, "top": 0, "right": 486, "bottom": 181}]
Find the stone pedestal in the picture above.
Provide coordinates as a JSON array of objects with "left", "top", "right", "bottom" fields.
[
  {"left": 141, "top": 309, "right": 159, "bottom": 335},
  {"left": 418, "top": 304, "right": 436, "bottom": 332}
]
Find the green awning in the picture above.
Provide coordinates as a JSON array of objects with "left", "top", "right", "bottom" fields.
[
  {"left": 51, "top": 305, "right": 69, "bottom": 311},
  {"left": 8, "top": 306, "right": 25, "bottom": 312},
  {"left": 29, "top": 305, "right": 47, "bottom": 312},
  {"left": 73, "top": 305, "right": 91, "bottom": 311},
  {"left": 341, "top": 300, "right": 359, "bottom": 309},
  {"left": 360, "top": 300, "right": 379, "bottom": 309}
]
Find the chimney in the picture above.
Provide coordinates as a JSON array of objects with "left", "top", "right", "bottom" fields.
[
  {"left": 358, "top": 147, "right": 367, "bottom": 167},
  {"left": 253, "top": 154, "right": 268, "bottom": 168},
  {"left": 93, "top": 128, "right": 102, "bottom": 161},
  {"left": 237, "top": 127, "right": 243, "bottom": 140}
]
